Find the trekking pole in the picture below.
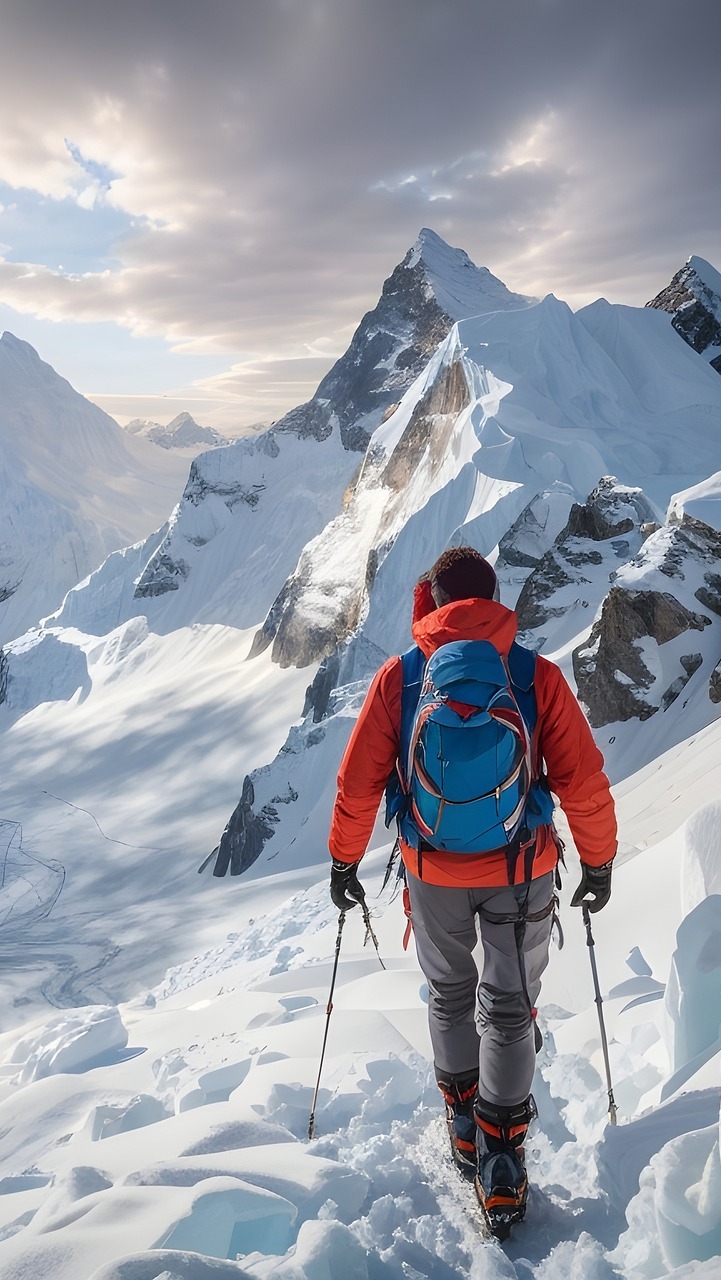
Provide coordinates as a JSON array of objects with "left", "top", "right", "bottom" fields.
[
  {"left": 582, "top": 903, "right": 618, "bottom": 1125},
  {"left": 308, "top": 910, "right": 347, "bottom": 1140},
  {"left": 360, "top": 896, "right": 386, "bottom": 971}
]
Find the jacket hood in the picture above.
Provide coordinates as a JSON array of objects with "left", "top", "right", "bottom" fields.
[{"left": 411, "top": 595, "right": 519, "bottom": 658}]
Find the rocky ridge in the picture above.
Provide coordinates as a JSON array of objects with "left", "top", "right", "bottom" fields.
[
  {"left": 573, "top": 512, "right": 721, "bottom": 726},
  {"left": 647, "top": 256, "right": 721, "bottom": 372},
  {"left": 514, "top": 477, "right": 657, "bottom": 650}
]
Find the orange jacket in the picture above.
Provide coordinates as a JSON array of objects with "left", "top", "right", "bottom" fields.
[{"left": 328, "top": 588, "right": 617, "bottom": 887}]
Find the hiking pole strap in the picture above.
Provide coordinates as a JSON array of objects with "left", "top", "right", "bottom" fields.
[
  {"left": 583, "top": 903, "right": 618, "bottom": 1125},
  {"left": 308, "top": 910, "right": 346, "bottom": 1140}
]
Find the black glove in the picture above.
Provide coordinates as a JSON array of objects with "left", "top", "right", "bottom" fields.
[
  {"left": 571, "top": 860, "right": 613, "bottom": 914},
  {"left": 330, "top": 858, "right": 365, "bottom": 911}
]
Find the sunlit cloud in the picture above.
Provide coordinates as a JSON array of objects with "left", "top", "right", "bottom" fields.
[{"left": 0, "top": 0, "right": 718, "bottom": 425}]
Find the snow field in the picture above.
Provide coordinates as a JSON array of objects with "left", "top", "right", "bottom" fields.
[{"left": 0, "top": 814, "right": 719, "bottom": 1278}]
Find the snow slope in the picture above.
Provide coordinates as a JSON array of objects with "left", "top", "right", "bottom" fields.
[
  {"left": 0, "top": 332, "right": 188, "bottom": 644},
  {"left": 1, "top": 236, "right": 721, "bottom": 1277}
]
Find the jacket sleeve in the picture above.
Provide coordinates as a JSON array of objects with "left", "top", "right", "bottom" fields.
[
  {"left": 534, "top": 656, "right": 617, "bottom": 867},
  {"left": 328, "top": 656, "right": 403, "bottom": 864}
]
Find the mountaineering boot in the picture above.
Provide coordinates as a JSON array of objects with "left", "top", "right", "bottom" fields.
[
  {"left": 436, "top": 1071, "right": 479, "bottom": 1178},
  {"left": 474, "top": 1094, "right": 537, "bottom": 1239}
]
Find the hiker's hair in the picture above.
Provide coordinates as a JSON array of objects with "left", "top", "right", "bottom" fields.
[{"left": 428, "top": 547, "right": 498, "bottom": 606}]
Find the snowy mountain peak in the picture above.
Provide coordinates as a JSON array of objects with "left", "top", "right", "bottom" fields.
[
  {"left": 0, "top": 330, "right": 69, "bottom": 390},
  {"left": 409, "top": 226, "right": 477, "bottom": 273},
  {"left": 687, "top": 254, "right": 721, "bottom": 304},
  {"left": 647, "top": 255, "right": 721, "bottom": 371},
  {"left": 403, "top": 227, "right": 534, "bottom": 317},
  {"left": 0, "top": 330, "right": 34, "bottom": 353},
  {"left": 288, "top": 228, "right": 536, "bottom": 453}
]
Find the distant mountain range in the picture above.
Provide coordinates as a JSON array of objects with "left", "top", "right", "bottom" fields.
[{"left": 124, "top": 411, "right": 229, "bottom": 451}]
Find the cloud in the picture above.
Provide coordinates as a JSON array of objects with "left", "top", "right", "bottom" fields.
[{"left": 0, "top": 0, "right": 720, "bottom": 423}]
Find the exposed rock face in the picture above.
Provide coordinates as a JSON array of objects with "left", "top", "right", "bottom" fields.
[
  {"left": 515, "top": 477, "right": 656, "bottom": 635},
  {"left": 309, "top": 250, "right": 451, "bottom": 452},
  {"left": 380, "top": 359, "right": 470, "bottom": 492},
  {"left": 695, "top": 571, "right": 721, "bottom": 617},
  {"left": 302, "top": 650, "right": 342, "bottom": 723},
  {"left": 573, "top": 589, "right": 711, "bottom": 724},
  {"left": 211, "top": 775, "right": 297, "bottom": 877},
  {"left": 270, "top": 241, "right": 454, "bottom": 454},
  {"left": 255, "top": 563, "right": 366, "bottom": 670},
  {"left": 710, "top": 660, "right": 721, "bottom": 704},
  {"left": 251, "top": 355, "right": 472, "bottom": 670},
  {"left": 571, "top": 511, "right": 721, "bottom": 727},
  {"left": 647, "top": 257, "right": 721, "bottom": 373},
  {"left": 134, "top": 552, "right": 190, "bottom": 598},
  {"left": 652, "top": 512, "right": 721, "bottom": 581},
  {"left": 662, "top": 652, "right": 703, "bottom": 711}
]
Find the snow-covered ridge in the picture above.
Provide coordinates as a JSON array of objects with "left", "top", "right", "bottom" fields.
[{"left": 251, "top": 290, "right": 721, "bottom": 678}]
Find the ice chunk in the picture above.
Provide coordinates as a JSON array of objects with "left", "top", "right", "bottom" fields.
[
  {"left": 159, "top": 1176, "right": 296, "bottom": 1261},
  {"left": 246, "top": 1217, "right": 369, "bottom": 1279},
  {"left": 682, "top": 800, "right": 721, "bottom": 915},
  {"left": 12, "top": 1005, "right": 129, "bottom": 1082},
  {"left": 665, "top": 897, "right": 721, "bottom": 1074},
  {"left": 655, "top": 1119, "right": 721, "bottom": 1270}
]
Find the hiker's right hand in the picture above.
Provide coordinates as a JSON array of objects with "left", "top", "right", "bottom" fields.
[
  {"left": 570, "top": 860, "right": 613, "bottom": 914},
  {"left": 330, "top": 858, "right": 365, "bottom": 911}
]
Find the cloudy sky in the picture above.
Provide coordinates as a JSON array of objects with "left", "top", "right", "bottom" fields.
[{"left": 1, "top": 0, "right": 719, "bottom": 431}]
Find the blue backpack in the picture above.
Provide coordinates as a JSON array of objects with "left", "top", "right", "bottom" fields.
[{"left": 385, "top": 639, "right": 554, "bottom": 857}]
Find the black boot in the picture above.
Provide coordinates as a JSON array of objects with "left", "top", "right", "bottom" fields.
[
  {"left": 474, "top": 1094, "right": 537, "bottom": 1238},
  {"left": 436, "top": 1070, "right": 479, "bottom": 1179}
]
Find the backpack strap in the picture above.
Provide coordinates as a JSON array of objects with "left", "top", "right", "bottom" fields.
[
  {"left": 398, "top": 645, "right": 426, "bottom": 785},
  {"left": 506, "top": 640, "right": 538, "bottom": 769},
  {"left": 384, "top": 645, "right": 425, "bottom": 828}
]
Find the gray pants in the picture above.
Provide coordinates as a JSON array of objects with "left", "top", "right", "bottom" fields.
[{"left": 407, "top": 872, "right": 555, "bottom": 1107}]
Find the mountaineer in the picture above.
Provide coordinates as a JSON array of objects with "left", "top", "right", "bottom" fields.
[{"left": 327, "top": 546, "right": 617, "bottom": 1237}]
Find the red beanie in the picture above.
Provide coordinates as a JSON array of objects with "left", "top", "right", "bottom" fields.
[{"left": 428, "top": 547, "right": 497, "bottom": 606}]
